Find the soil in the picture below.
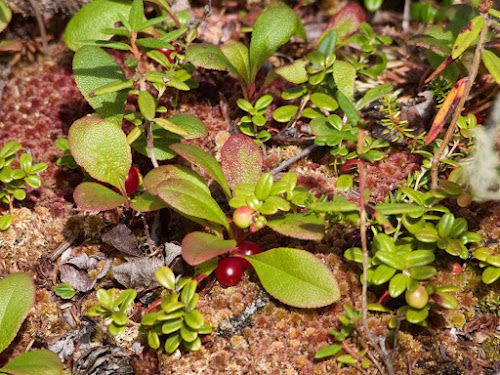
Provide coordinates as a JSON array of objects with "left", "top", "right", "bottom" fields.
[{"left": 1, "top": 1, "right": 500, "bottom": 374}]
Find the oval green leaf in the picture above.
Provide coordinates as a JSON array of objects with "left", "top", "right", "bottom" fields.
[
  {"left": 69, "top": 117, "right": 131, "bottom": 190},
  {"left": 267, "top": 212, "right": 325, "bottom": 241},
  {"left": 182, "top": 232, "right": 236, "bottom": 266},
  {"left": 0, "top": 273, "right": 35, "bottom": 353},
  {"left": 64, "top": 0, "right": 132, "bottom": 52},
  {"left": 156, "top": 178, "right": 229, "bottom": 229},
  {"left": 0, "top": 349, "right": 64, "bottom": 375},
  {"left": 247, "top": 248, "right": 340, "bottom": 308},
  {"left": 451, "top": 15, "right": 484, "bottom": 59},
  {"left": 73, "top": 182, "right": 127, "bottom": 212},
  {"left": 73, "top": 46, "right": 127, "bottom": 125}
]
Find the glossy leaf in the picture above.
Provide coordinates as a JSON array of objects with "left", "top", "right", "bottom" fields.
[
  {"left": 405, "top": 306, "right": 429, "bottom": 324},
  {"left": 0, "top": 350, "right": 64, "bottom": 375},
  {"left": 356, "top": 83, "right": 393, "bottom": 109},
  {"left": 73, "top": 182, "right": 127, "bottom": 211},
  {"left": 64, "top": 0, "right": 132, "bottom": 52},
  {"left": 69, "top": 117, "right": 131, "bottom": 190},
  {"left": 0, "top": 0, "right": 12, "bottom": 34},
  {"left": 249, "top": 2, "right": 299, "bottom": 81},
  {"left": 410, "top": 265, "right": 436, "bottom": 280},
  {"left": 374, "top": 203, "right": 425, "bottom": 218},
  {"left": 247, "top": 248, "right": 339, "bottom": 308},
  {"left": 404, "top": 250, "right": 435, "bottom": 268},
  {"left": 389, "top": 273, "right": 408, "bottom": 298},
  {"left": 155, "top": 266, "right": 176, "bottom": 290},
  {"left": 315, "top": 344, "right": 342, "bottom": 359},
  {"left": 130, "top": 192, "right": 169, "bottom": 212},
  {"left": 170, "top": 143, "right": 231, "bottom": 198},
  {"left": 156, "top": 178, "right": 229, "bottom": 228},
  {"left": 325, "top": 3, "right": 366, "bottom": 42},
  {"left": 267, "top": 212, "right": 324, "bottom": 241},
  {"left": 185, "top": 43, "right": 241, "bottom": 80},
  {"left": 221, "top": 134, "right": 262, "bottom": 190},
  {"left": 371, "top": 264, "right": 396, "bottom": 285},
  {"left": 311, "top": 93, "right": 338, "bottom": 112},
  {"left": 451, "top": 15, "right": 484, "bottom": 59},
  {"left": 138, "top": 91, "right": 156, "bottom": 121},
  {"left": 482, "top": 266, "right": 500, "bottom": 284},
  {"left": 182, "top": 232, "right": 236, "bottom": 266},
  {"left": 308, "top": 195, "right": 357, "bottom": 212},
  {"left": 375, "top": 251, "right": 404, "bottom": 270},
  {"left": 273, "top": 105, "right": 298, "bottom": 122},
  {"left": 144, "top": 165, "right": 209, "bottom": 198},
  {"left": 0, "top": 273, "right": 35, "bottom": 353}
]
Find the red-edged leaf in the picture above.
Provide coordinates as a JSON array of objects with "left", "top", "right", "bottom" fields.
[
  {"left": 221, "top": 134, "right": 263, "bottom": 190},
  {"left": 424, "top": 77, "right": 468, "bottom": 146},
  {"left": 324, "top": 4, "right": 365, "bottom": 42},
  {"left": 452, "top": 15, "right": 484, "bottom": 60},
  {"left": 73, "top": 182, "right": 127, "bottom": 212},
  {"left": 182, "top": 232, "right": 236, "bottom": 265},
  {"left": 143, "top": 165, "right": 209, "bottom": 196}
]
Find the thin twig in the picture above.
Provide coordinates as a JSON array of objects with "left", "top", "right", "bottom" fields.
[
  {"left": 430, "top": 9, "right": 490, "bottom": 189},
  {"left": 270, "top": 144, "right": 318, "bottom": 176},
  {"left": 27, "top": 0, "right": 48, "bottom": 55},
  {"left": 146, "top": 121, "right": 159, "bottom": 168}
]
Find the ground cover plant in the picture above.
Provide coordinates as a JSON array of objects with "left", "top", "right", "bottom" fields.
[{"left": 1, "top": 0, "right": 500, "bottom": 374}]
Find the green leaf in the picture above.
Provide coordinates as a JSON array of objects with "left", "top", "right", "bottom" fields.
[
  {"left": 389, "top": 273, "right": 408, "bottom": 298},
  {"left": 410, "top": 265, "right": 436, "bottom": 280},
  {"left": 0, "top": 350, "right": 64, "bottom": 375},
  {"left": 315, "top": 344, "right": 342, "bottom": 359},
  {"left": 54, "top": 284, "right": 76, "bottom": 299},
  {"left": 375, "top": 251, "right": 404, "bottom": 270},
  {"left": 0, "top": 273, "right": 35, "bottom": 353},
  {"left": 273, "top": 105, "right": 298, "bottom": 122},
  {"left": 143, "top": 165, "right": 209, "bottom": 196},
  {"left": 73, "top": 182, "right": 128, "bottom": 212},
  {"left": 69, "top": 117, "right": 131, "bottom": 191},
  {"left": 309, "top": 195, "right": 357, "bottom": 212},
  {"left": 372, "top": 264, "right": 396, "bottom": 285},
  {"left": 131, "top": 127, "right": 179, "bottom": 161},
  {"left": 129, "top": 0, "right": 144, "bottom": 31},
  {"left": 185, "top": 43, "right": 242, "bottom": 81},
  {"left": 333, "top": 60, "right": 356, "bottom": 98},
  {"left": 404, "top": 250, "right": 435, "bottom": 268},
  {"left": 337, "top": 91, "right": 360, "bottom": 126},
  {"left": 267, "top": 212, "right": 324, "bottom": 241},
  {"left": 275, "top": 59, "right": 308, "bottom": 84},
  {"left": 73, "top": 46, "right": 127, "bottom": 125},
  {"left": 138, "top": 91, "right": 156, "bottom": 121},
  {"left": 249, "top": 2, "right": 299, "bottom": 82},
  {"left": 64, "top": 0, "right": 132, "bottom": 52},
  {"left": 75, "top": 40, "right": 130, "bottom": 50},
  {"left": 407, "top": 34, "right": 452, "bottom": 54},
  {"left": 482, "top": 49, "right": 500, "bottom": 84},
  {"left": 167, "top": 115, "right": 207, "bottom": 139},
  {"left": 91, "top": 79, "right": 133, "bottom": 97},
  {"left": 155, "top": 266, "right": 176, "bottom": 290},
  {"left": 169, "top": 143, "right": 231, "bottom": 198},
  {"left": 153, "top": 118, "right": 188, "bottom": 137},
  {"left": 373, "top": 233, "right": 396, "bottom": 253},
  {"left": 415, "top": 228, "right": 439, "bottom": 243},
  {"left": 310, "top": 93, "right": 338, "bottom": 112},
  {"left": 356, "top": 83, "right": 393, "bottom": 109},
  {"left": 220, "top": 134, "right": 262, "bottom": 190},
  {"left": 482, "top": 266, "right": 500, "bottom": 284},
  {"left": 316, "top": 29, "right": 337, "bottom": 56},
  {"left": 451, "top": 15, "right": 484, "bottom": 59},
  {"left": 0, "top": 141, "right": 21, "bottom": 160},
  {"left": 0, "top": 214, "right": 12, "bottom": 230},
  {"left": 220, "top": 41, "right": 251, "bottom": 85},
  {"left": 0, "top": 0, "right": 12, "bottom": 34},
  {"left": 374, "top": 203, "right": 425, "bottom": 217},
  {"left": 182, "top": 232, "right": 236, "bottom": 266},
  {"left": 405, "top": 306, "right": 429, "bottom": 324},
  {"left": 247, "top": 248, "right": 339, "bottom": 308},
  {"left": 156, "top": 179, "right": 229, "bottom": 229}
]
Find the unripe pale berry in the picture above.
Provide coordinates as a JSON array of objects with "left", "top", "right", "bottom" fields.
[
  {"left": 405, "top": 284, "right": 429, "bottom": 309},
  {"left": 233, "top": 206, "right": 254, "bottom": 229}
]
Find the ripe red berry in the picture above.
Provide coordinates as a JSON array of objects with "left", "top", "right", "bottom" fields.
[
  {"left": 124, "top": 167, "right": 140, "bottom": 195},
  {"left": 233, "top": 206, "right": 255, "bottom": 229},
  {"left": 231, "top": 241, "right": 261, "bottom": 268},
  {"left": 448, "top": 262, "right": 462, "bottom": 275},
  {"left": 215, "top": 258, "right": 244, "bottom": 286}
]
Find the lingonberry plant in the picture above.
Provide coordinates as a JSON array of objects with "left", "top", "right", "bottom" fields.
[{"left": 0, "top": 141, "right": 47, "bottom": 230}]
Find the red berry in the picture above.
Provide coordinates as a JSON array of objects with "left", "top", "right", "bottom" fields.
[
  {"left": 233, "top": 206, "right": 255, "bottom": 229},
  {"left": 215, "top": 258, "right": 244, "bottom": 286},
  {"left": 340, "top": 159, "right": 359, "bottom": 172},
  {"left": 405, "top": 284, "right": 429, "bottom": 310},
  {"left": 125, "top": 167, "right": 140, "bottom": 195},
  {"left": 475, "top": 112, "right": 483, "bottom": 124},
  {"left": 231, "top": 241, "right": 261, "bottom": 268},
  {"left": 448, "top": 262, "right": 462, "bottom": 275}
]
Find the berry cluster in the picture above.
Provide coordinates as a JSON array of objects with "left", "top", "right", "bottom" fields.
[{"left": 215, "top": 241, "right": 261, "bottom": 286}]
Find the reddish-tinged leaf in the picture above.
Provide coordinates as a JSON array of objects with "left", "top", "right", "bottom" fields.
[
  {"left": 407, "top": 34, "right": 452, "bottom": 55},
  {"left": 169, "top": 143, "right": 231, "bottom": 198},
  {"left": 73, "top": 182, "right": 127, "bottom": 212},
  {"left": 452, "top": 15, "right": 484, "bottom": 60},
  {"left": 182, "top": 232, "right": 236, "bottom": 266},
  {"left": 324, "top": 4, "right": 366, "bottom": 42},
  {"left": 221, "top": 134, "right": 263, "bottom": 189},
  {"left": 424, "top": 77, "right": 468, "bottom": 146}
]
